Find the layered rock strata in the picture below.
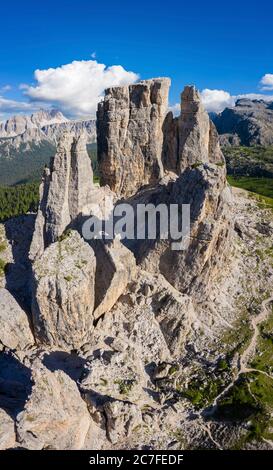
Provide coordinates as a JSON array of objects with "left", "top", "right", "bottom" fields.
[{"left": 97, "top": 78, "right": 170, "bottom": 197}]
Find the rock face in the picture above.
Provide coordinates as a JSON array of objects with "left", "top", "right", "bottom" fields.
[
  {"left": 104, "top": 401, "right": 142, "bottom": 444},
  {"left": 16, "top": 361, "right": 91, "bottom": 450},
  {"left": 0, "top": 408, "right": 16, "bottom": 450},
  {"left": 163, "top": 86, "right": 224, "bottom": 173},
  {"left": 0, "top": 288, "right": 34, "bottom": 350},
  {"left": 108, "top": 84, "right": 232, "bottom": 298},
  {"left": 93, "top": 237, "right": 137, "bottom": 320},
  {"left": 31, "top": 231, "right": 96, "bottom": 350},
  {"left": 97, "top": 78, "right": 170, "bottom": 197},
  {"left": 212, "top": 98, "right": 273, "bottom": 146},
  {"left": 29, "top": 133, "right": 94, "bottom": 260},
  {"left": 129, "top": 164, "right": 232, "bottom": 298}
]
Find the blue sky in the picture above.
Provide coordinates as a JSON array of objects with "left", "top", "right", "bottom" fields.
[{"left": 0, "top": 0, "right": 273, "bottom": 119}]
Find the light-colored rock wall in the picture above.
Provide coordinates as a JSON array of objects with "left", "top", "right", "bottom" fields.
[
  {"left": 29, "top": 133, "right": 94, "bottom": 261},
  {"left": 31, "top": 231, "right": 96, "bottom": 349},
  {"left": 97, "top": 78, "right": 170, "bottom": 197}
]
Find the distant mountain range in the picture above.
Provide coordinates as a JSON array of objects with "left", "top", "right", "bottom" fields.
[
  {"left": 0, "top": 109, "right": 96, "bottom": 147},
  {"left": 0, "top": 109, "right": 96, "bottom": 186},
  {"left": 212, "top": 98, "right": 273, "bottom": 147},
  {"left": 211, "top": 99, "right": 273, "bottom": 178}
]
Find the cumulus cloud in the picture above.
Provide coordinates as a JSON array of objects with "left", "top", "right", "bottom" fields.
[
  {"left": 200, "top": 89, "right": 235, "bottom": 113},
  {"left": 260, "top": 74, "right": 273, "bottom": 91},
  {"left": 168, "top": 102, "right": 181, "bottom": 117},
  {"left": 169, "top": 89, "right": 235, "bottom": 116},
  {"left": 22, "top": 59, "right": 139, "bottom": 118}
]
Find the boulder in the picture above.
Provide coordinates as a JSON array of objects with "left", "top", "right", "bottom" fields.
[
  {"left": 16, "top": 361, "right": 91, "bottom": 450},
  {"left": 0, "top": 288, "right": 34, "bottom": 350},
  {"left": 93, "top": 237, "right": 137, "bottom": 320},
  {"left": 31, "top": 231, "right": 96, "bottom": 349}
]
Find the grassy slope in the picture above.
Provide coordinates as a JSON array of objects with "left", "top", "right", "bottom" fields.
[{"left": 227, "top": 176, "right": 273, "bottom": 200}]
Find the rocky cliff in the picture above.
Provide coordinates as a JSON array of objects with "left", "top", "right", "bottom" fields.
[
  {"left": 1, "top": 79, "right": 272, "bottom": 451},
  {"left": 29, "top": 133, "right": 95, "bottom": 259},
  {"left": 163, "top": 86, "right": 224, "bottom": 173},
  {"left": 212, "top": 98, "right": 273, "bottom": 146},
  {"left": 97, "top": 78, "right": 170, "bottom": 197}
]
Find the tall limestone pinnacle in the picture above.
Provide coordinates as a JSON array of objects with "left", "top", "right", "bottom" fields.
[
  {"left": 98, "top": 82, "right": 225, "bottom": 194},
  {"left": 163, "top": 85, "right": 225, "bottom": 173},
  {"left": 97, "top": 77, "right": 171, "bottom": 197},
  {"left": 29, "top": 132, "right": 94, "bottom": 260}
]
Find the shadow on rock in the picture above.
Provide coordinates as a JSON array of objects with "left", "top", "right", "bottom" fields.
[
  {"left": 0, "top": 351, "right": 33, "bottom": 419},
  {"left": 42, "top": 351, "right": 86, "bottom": 382},
  {"left": 4, "top": 214, "right": 35, "bottom": 313}
]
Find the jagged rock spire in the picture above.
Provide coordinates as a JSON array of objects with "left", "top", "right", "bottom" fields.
[
  {"left": 163, "top": 85, "right": 224, "bottom": 173},
  {"left": 29, "top": 133, "right": 94, "bottom": 260}
]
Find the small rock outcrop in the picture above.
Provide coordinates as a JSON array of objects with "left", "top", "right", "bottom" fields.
[
  {"left": 81, "top": 350, "right": 147, "bottom": 404},
  {"left": 0, "top": 288, "right": 34, "bottom": 350},
  {"left": 16, "top": 361, "right": 91, "bottom": 450},
  {"left": 97, "top": 78, "right": 170, "bottom": 197},
  {"left": 104, "top": 401, "right": 142, "bottom": 444},
  {"left": 31, "top": 231, "right": 96, "bottom": 350},
  {"left": 29, "top": 133, "right": 94, "bottom": 260}
]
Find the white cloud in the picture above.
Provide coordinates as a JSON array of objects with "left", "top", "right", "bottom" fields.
[
  {"left": 0, "top": 96, "right": 37, "bottom": 114},
  {"left": 91, "top": 52, "right": 96, "bottom": 59},
  {"left": 169, "top": 89, "right": 235, "bottom": 116},
  {"left": 260, "top": 73, "right": 273, "bottom": 91},
  {"left": 200, "top": 89, "right": 235, "bottom": 113},
  {"left": 22, "top": 59, "right": 139, "bottom": 118},
  {"left": 168, "top": 102, "right": 181, "bottom": 117},
  {"left": 0, "top": 85, "right": 12, "bottom": 93}
]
